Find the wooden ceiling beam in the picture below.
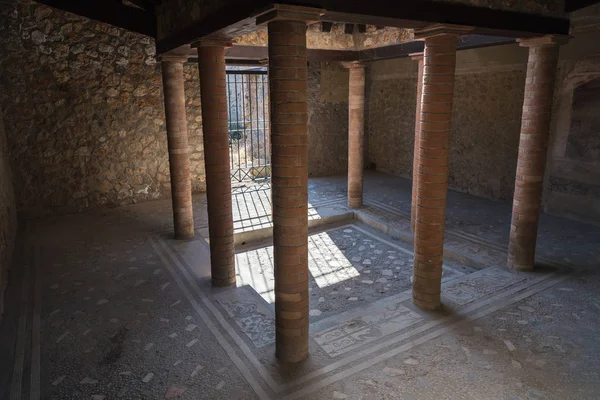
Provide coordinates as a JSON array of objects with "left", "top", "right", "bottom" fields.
[{"left": 157, "top": 0, "right": 569, "bottom": 54}]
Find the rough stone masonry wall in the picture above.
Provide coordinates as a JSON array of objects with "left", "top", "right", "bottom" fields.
[
  {"left": 368, "top": 45, "right": 527, "bottom": 202},
  {"left": 0, "top": 106, "right": 17, "bottom": 318},
  {"left": 0, "top": 1, "right": 206, "bottom": 216},
  {"left": 308, "top": 61, "right": 349, "bottom": 176},
  {"left": 367, "top": 45, "right": 529, "bottom": 201},
  {"left": 367, "top": 57, "right": 420, "bottom": 179},
  {"left": 367, "top": 4, "right": 600, "bottom": 224},
  {"left": 544, "top": 4, "right": 600, "bottom": 224}
]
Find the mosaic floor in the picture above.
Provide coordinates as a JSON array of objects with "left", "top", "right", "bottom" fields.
[{"left": 2, "top": 171, "right": 600, "bottom": 400}]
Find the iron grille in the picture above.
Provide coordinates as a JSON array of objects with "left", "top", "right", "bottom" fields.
[{"left": 226, "top": 70, "right": 270, "bottom": 183}]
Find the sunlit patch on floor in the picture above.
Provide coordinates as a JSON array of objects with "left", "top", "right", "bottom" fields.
[{"left": 235, "top": 228, "right": 361, "bottom": 304}]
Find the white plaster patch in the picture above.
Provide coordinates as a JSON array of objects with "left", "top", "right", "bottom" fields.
[
  {"left": 383, "top": 367, "right": 405, "bottom": 376},
  {"left": 190, "top": 365, "right": 204, "bottom": 377},
  {"left": 56, "top": 331, "right": 69, "bottom": 343},
  {"left": 504, "top": 340, "right": 516, "bottom": 352},
  {"left": 52, "top": 375, "right": 66, "bottom": 386}
]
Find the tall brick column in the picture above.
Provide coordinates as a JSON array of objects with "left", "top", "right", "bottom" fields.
[
  {"left": 343, "top": 61, "right": 366, "bottom": 209},
  {"left": 260, "top": 5, "right": 324, "bottom": 363},
  {"left": 412, "top": 25, "right": 471, "bottom": 310},
  {"left": 410, "top": 52, "right": 424, "bottom": 233},
  {"left": 508, "top": 36, "right": 565, "bottom": 271},
  {"left": 161, "top": 57, "right": 195, "bottom": 240},
  {"left": 193, "top": 40, "right": 235, "bottom": 287}
]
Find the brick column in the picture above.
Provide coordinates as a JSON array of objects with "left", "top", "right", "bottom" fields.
[
  {"left": 412, "top": 25, "right": 471, "bottom": 310},
  {"left": 161, "top": 57, "right": 195, "bottom": 240},
  {"left": 508, "top": 36, "right": 565, "bottom": 271},
  {"left": 260, "top": 5, "right": 324, "bottom": 363},
  {"left": 343, "top": 61, "right": 366, "bottom": 209},
  {"left": 193, "top": 41, "right": 235, "bottom": 287},
  {"left": 410, "top": 52, "right": 424, "bottom": 233}
]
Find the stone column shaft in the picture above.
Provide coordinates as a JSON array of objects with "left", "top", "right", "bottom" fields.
[
  {"left": 508, "top": 36, "right": 563, "bottom": 271},
  {"left": 410, "top": 53, "right": 425, "bottom": 233},
  {"left": 345, "top": 62, "right": 366, "bottom": 208},
  {"left": 269, "top": 19, "right": 310, "bottom": 364},
  {"left": 161, "top": 59, "right": 195, "bottom": 240},
  {"left": 412, "top": 25, "right": 471, "bottom": 310},
  {"left": 195, "top": 42, "right": 236, "bottom": 286}
]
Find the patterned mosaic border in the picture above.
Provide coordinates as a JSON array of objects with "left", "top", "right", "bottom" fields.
[{"left": 150, "top": 219, "right": 569, "bottom": 400}]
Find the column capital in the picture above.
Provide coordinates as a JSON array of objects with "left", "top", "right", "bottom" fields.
[
  {"left": 256, "top": 4, "right": 325, "bottom": 25},
  {"left": 191, "top": 38, "right": 233, "bottom": 49},
  {"left": 517, "top": 34, "right": 570, "bottom": 48},
  {"left": 158, "top": 54, "right": 188, "bottom": 63},
  {"left": 414, "top": 24, "right": 473, "bottom": 40},
  {"left": 409, "top": 52, "right": 424, "bottom": 61},
  {"left": 342, "top": 61, "right": 365, "bottom": 70}
]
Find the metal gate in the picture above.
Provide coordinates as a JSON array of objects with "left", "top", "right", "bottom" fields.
[{"left": 226, "top": 69, "right": 270, "bottom": 183}]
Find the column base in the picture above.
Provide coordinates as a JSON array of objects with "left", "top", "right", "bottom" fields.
[
  {"left": 174, "top": 231, "right": 195, "bottom": 241},
  {"left": 276, "top": 346, "right": 309, "bottom": 364},
  {"left": 211, "top": 277, "right": 236, "bottom": 287},
  {"left": 413, "top": 297, "right": 442, "bottom": 311},
  {"left": 413, "top": 286, "right": 442, "bottom": 311},
  {"left": 348, "top": 199, "right": 363, "bottom": 209},
  {"left": 507, "top": 260, "right": 535, "bottom": 272}
]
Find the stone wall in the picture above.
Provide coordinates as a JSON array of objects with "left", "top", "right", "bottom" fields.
[
  {"left": 308, "top": 61, "right": 349, "bottom": 176},
  {"left": 0, "top": 1, "right": 205, "bottom": 216},
  {"left": 0, "top": 106, "right": 17, "bottom": 318},
  {"left": 367, "top": 4, "right": 600, "bottom": 224},
  {"left": 545, "top": 4, "right": 600, "bottom": 224},
  {"left": 449, "top": 46, "right": 527, "bottom": 201},
  {"left": 367, "top": 57, "right": 419, "bottom": 178},
  {"left": 367, "top": 49, "right": 525, "bottom": 198}
]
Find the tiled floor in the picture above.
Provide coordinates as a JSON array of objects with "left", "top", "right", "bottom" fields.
[{"left": 2, "top": 171, "right": 600, "bottom": 400}]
